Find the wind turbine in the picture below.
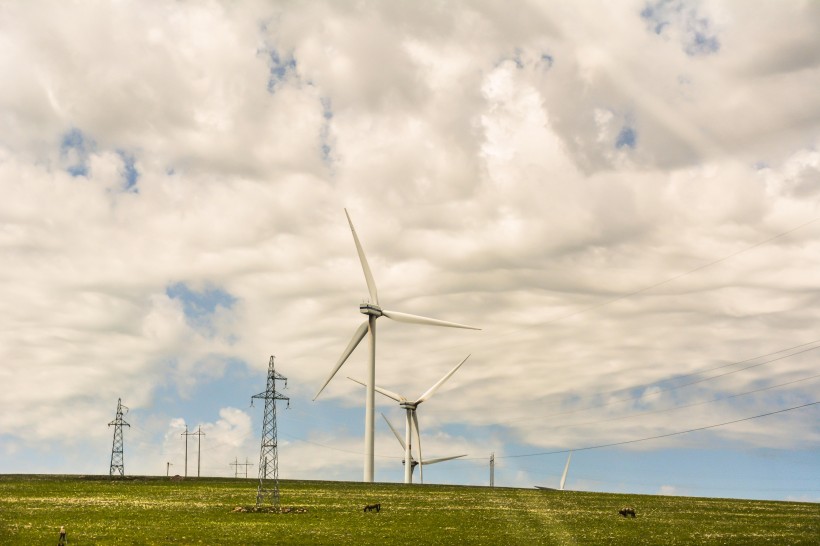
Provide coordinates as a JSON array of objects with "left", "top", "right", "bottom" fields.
[
  {"left": 313, "top": 209, "right": 480, "bottom": 483},
  {"left": 534, "top": 451, "right": 574, "bottom": 491},
  {"left": 349, "top": 354, "right": 470, "bottom": 484},
  {"left": 559, "top": 451, "right": 572, "bottom": 491},
  {"left": 381, "top": 413, "right": 466, "bottom": 483}
]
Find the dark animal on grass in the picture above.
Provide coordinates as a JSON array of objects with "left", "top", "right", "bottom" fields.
[
  {"left": 619, "top": 507, "right": 636, "bottom": 518},
  {"left": 363, "top": 503, "right": 381, "bottom": 513}
]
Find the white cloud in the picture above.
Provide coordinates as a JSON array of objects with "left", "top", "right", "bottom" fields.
[
  {"left": 659, "top": 484, "right": 680, "bottom": 496},
  {"left": 0, "top": 1, "right": 818, "bottom": 498}
]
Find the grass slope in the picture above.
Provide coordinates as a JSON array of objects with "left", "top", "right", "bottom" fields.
[{"left": 1, "top": 475, "right": 817, "bottom": 545}]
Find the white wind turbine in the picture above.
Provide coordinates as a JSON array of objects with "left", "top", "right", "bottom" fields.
[
  {"left": 313, "top": 209, "right": 480, "bottom": 483},
  {"left": 535, "top": 451, "right": 574, "bottom": 491},
  {"left": 349, "top": 354, "right": 471, "bottom": 484},
  {"left": 559, "top": 451, "right": 572, "bottom": 491},
  {"left": 381, "top": 414, "right": 466, "bottom": 484}
]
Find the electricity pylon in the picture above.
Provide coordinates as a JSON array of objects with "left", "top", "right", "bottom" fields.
[
  {"left": 251, "top": 355, "right": 289, "bottom": 507},
  {"left": 108, "top": 398, "right": 130, "bottom": 477}
]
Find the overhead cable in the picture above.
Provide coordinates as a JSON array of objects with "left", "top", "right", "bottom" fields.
[{"left": 497, "top": 400, "right": 820, "bottom": 460}]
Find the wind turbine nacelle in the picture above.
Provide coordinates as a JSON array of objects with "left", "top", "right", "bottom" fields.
[{"left": 359, "top": 303, "right": 383, "bottom": 317}]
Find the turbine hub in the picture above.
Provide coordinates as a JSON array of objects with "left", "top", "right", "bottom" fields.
[{"left": 359, "top": 303, "right": 383, "bottom": 317}]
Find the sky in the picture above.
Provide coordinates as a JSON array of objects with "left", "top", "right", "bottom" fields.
[{"left": 1, "top": 0, "right": 819, "bottom": 503}]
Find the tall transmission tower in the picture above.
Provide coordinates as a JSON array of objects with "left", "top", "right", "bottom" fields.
[
  {"left": 108, "top": 398, "right": 130, "bottom": 477},
  {"left": 251, "top": 355, "right": 289, "bottom": 507}
]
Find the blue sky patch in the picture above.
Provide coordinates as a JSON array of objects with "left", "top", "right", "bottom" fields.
[
  {"left": 640, "top": 1, "right": 720, "bottom": 56},
  {"left": 540, "top": 53, "right": 554, "bottom": 71},
  {"left": 166, "top": 282, "right": 237, "bottom": 333},
  {"left": 154, "top": 357, "right": 256, "bottom": 411},
  {"left": 265, "top": 48, "right": 296, "bottom": 93},
  {"left": 511, "top": 48, "right": 524, "bottom": 69},
  {"left": 117, "top": 150, "right": 139, "bottom": 192},
  {"left": 320, "top": 97, "right": 333, "bottom": 164},
  {"left": 60, "top": 128, "right": 92, "bottom": 177},
  {"left": 616, "top": 126, "right": 637, "bottom": 149},
  {"left": 686, "top": 27, "right": 720, "bottom": 56}
]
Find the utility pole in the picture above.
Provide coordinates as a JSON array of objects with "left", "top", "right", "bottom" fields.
[
  {"left": 108, "top": 398, "right": 130, "bottom": 477},
  {"left": 231, "top": 457, "right": 253, "bottom": 478},
  {"left": 190, "top": 426, "right": 205, "bottom": 478},
  {"left": 489, "top": 453, "right": 495, "bottom": 487},
  {"left": 166, "top": 462, "right": 173, "bottom": 477},
  {"left": 252, "top": 355, "right": 289, "bottom": 507},
  {"left": 181, "top": 425, "right": 193, "bottom": 478}
]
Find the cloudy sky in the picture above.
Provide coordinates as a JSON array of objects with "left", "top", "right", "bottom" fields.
[{"left": 1, "top": 0, "right": 819, "bottom": 502}]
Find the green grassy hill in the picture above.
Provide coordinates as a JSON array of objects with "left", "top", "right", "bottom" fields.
[{"left": 1, "top": 475, "right": 817, "bottom": 544}]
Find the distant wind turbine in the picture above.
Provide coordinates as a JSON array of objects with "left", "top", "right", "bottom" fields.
[
  {"left": 559, "top": 451, "right": 572, "bottom": 491},
  {"left": 381, "top": 413, "right": 466, "bottom": 483},
  {"left": 534, "top": 451, "right": 574, "bottom": 491},
  {"left": 313, "top": 209, "right": 480, "bottom": 483},
  {"left": 349, "top": 354, "right": 470, "bottom": 484}
]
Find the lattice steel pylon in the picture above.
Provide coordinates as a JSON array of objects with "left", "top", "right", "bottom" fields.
[
  {"left": 108, "top": 398, "right": 130, "bottom": 477},
  {"left": 251, "top": 355, "right": 289, "bottom": 507}
]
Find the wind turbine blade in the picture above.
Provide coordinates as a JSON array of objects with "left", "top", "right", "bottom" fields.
[
  {"left": 559, "top": 451, "right": 572, "bottom": 491},
  {"left": 347, "top": 377, "right": 406, "bottom": 403},
  {"left": 313, "top": 320, "right": 369, "bottom": 400},
  {"left": 347, "top": 376, "right": 366, "bottom": 388},
  {"left": 345, "top": 209, "right": 379, "bottom": 305},
  {"left": 416, "top": 354, "right": 471, "bottom": 404},
  {"left": 413, "top": 410, "right": 423, "bottom": 484},
  {"left": 381, "top": 309, "right": 480, "bottom": 330},
  {"left": 421, "top": 454, "right": 467, "bottom": 465},
  {"left": 381, "top": 413, "right": 406, "bottom": 451}
]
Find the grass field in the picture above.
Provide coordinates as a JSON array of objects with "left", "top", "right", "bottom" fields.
[{"left": 1, "top": 475, "right": 818, "bottom": 545}]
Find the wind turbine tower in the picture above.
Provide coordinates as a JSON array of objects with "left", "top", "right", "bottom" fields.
[
  {"left": 108, "top": 398, "right": 130, "bottom": 477},
  {"left": 381, "top": 414, "right": 466, "bottom": 483},
  {"left": 349, "top": 354, "right": 470, "bottom": 484},
  {"left": 252, "top": 355, "right": 289, "bottom": 507},
  {"left": 315, "top": 209, "right": 480, "bottom": 483}
]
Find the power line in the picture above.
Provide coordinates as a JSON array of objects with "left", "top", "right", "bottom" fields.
[
  {"left": 497, "top": 400, "right": 820, "bottom": 460},
  {"left": 502, "top": 340, "right": 820, "bottom": 424},
  {"left": 278, "top": 431, "right": 403, "bottom": 460},
  {"left": 285, "top": 400, "right": 820, "bottom": 462},
  {"left": 589, "top": 338, "right": 820, "bottom": 404},
  {"left": 538, "top": 371, "right": 820, "bottom": 432}
]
